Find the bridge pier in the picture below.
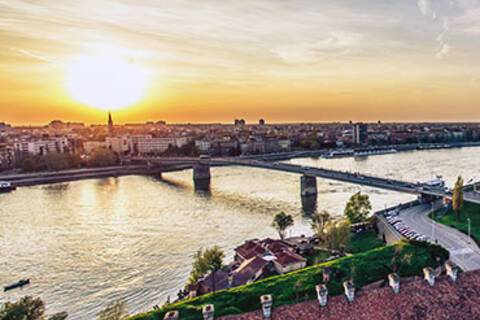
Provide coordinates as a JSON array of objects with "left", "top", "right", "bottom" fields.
[
  {"left": 301, "top": 195, "right": 317, "bottom": 216},
  {"left": 301, "top": 175, "right": 317, "bottom": 197},
  {"left": 193, "top": 161, "right": 211, "bottom": 191},
  {"left": 418, "top": 193, "right": 441, "bottom": 203}
]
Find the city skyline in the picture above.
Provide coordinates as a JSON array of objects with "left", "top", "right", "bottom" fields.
[{"left": 1, "top": 0, "right": 480, "bottom": 124}]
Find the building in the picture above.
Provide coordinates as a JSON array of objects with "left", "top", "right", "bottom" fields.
[
  {"left": 108, "top": 112, "right": 114, "bottom": 134},
  {"left": 195, "top": 139, "right": 211, "bottom": 153},
  {"left": 137, "top": 136, "right": 188, "bottom": 154},
  {"left": 234, "top": 238, "right": 306, "bottom": 275},
  {"left": 83, "top": 141, "right": 107, "bottom": 154},
  {"left": 106, "top": 136, "right": 132, "bottom": 155},
  {"left": 13, "top": 137, "right": 72, "bottom": 155},
  {"left": 353, "top": 122, "right": 368, "bottom": 145},
  {"left": 0, "top": 144, "right": 15, "bottom": 171}
]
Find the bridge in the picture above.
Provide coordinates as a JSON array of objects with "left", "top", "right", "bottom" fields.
[
  {"left": 133, "top": 156, "right": 480, "bottom": 205},
  {"left": 5, "top": 155, "right": 479, "bottom": 205}
]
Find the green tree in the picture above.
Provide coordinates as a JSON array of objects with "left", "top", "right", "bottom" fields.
[
  {"left": 344, "top": 192, "right": 372, "bottom": 224},
  {"left": 20, "top": 156, "right": 39, "bottom": 172},
  {"left": 272, "top": 212, "right": 294, "bottom": 240},
  {"left": 311, "top": 210, "right": 331, "bottom": 245},
  {"left": 42, "top": 153, "right": 71, "bottom": 171},
  {"left": 0, "top": 296, "right": 68, "bottom": 320},
  {"left": 452, "top": 176, "right": 464, "bottom": 222},
  {"left": 0, "top": 296, "right": 45, "bottom": 320},
  {"left": 187, "top": 246, "right": 225, "bottom": 292},
  {"left": 324, "top": 219, "right": 351, "bottom": 253},
  {"left": 89, "top": 149, "right": 118, "bottom": 167},
  {"left": 97, "top": 300, "right": 128, "bottom": 320}
]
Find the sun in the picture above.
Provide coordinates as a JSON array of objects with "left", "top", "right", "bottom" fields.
[{"left": 67, "top": 54, "right": 149, "bottom": 111}]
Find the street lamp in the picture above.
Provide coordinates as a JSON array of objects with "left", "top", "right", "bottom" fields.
[
  {"left": 468, "top": 217, "right": 471, "bottom": 245},
  {"left": 431, "top": 201, "right": 436, "bottom": 243}
]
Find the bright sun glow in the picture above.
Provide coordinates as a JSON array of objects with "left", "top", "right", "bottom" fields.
[{"left": 67, "top": 55, "right": 149, "bottom": 111}]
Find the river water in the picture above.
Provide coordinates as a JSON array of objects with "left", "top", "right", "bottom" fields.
[{"left": 1, "top": 147, "right": 479, "bottom": 319}]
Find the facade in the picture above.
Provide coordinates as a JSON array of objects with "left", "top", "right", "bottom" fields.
[
  {"left": 137, "top": 136, "right": 188, "bottom": 154},
  {"left": 13, "top": 137, "right": 72, "bottom": 155},
  {"left": 353, "top": 123, "right": 368, "bottom": 145}
]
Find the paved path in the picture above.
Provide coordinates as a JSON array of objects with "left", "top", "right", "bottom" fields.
[{"left": 399, "top": 204, "right": 480, "bottom": 271}]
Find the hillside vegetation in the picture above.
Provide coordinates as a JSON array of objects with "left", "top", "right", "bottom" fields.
[{"left": 130, "top": 241, "right": 448, "bottom": 320}]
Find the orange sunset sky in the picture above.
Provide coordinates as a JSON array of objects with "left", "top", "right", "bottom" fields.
[{"left": 1, "top": 0, "right": 480, "bottom": 125}]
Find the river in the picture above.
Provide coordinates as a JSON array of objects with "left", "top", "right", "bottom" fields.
[{"left": 0, "top": 147, "right": 479, "bottom": 319}]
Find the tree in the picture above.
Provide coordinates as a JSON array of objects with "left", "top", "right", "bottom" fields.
[
  {"left": 20, "top": 156, "right": 40, "bottom": 172},
  {"left": 324, "top": 219, "right": 351, "bottom": 253},
  {"left": 89, "top": 149, "right": 118, "bottom": 167},
  {"left": 0, "top": 296, "right": 68, "bottom": 320},
  {"left": 344, "top": 192, "right": 372, "bottom": 224},
  {"left": 272, "top": 212, "right": 294, "bottom": 240},
  {"left": 311, "top": 210, "right": 331, "bottom": 244},
  {"left": 452, "top": 176, "right": 464, "bottom": 222},
  {"left": 187, "top": 246, "right": 225, "bottom": 292},
  {"left": 0, "top": 296, "right": 44, "bottom": 320},
  {"left": 42, "top": 153, "right": 71, "bottom": 171},
  {"left": 97, "top": 300, "right": 128, "bottom": 320}
]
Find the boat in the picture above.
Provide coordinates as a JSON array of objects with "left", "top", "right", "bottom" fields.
[
  {"left": 4, "top": 279, "right": 30, "bottom": 292},
  {"left": 0, "top": 181, "right": 16, "bottom": 193},
  {"left": 354, "top": 148, "right": 398, "bottom": 158},
  {"left": 323, "top": 150, "right": 354, "bottom": 158}
]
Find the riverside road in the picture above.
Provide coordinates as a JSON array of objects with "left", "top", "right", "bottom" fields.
[{"left": 399, "top": 204, "right": 480, "bottom": 271}]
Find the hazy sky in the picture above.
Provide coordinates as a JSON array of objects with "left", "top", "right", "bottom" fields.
[{"left": 1, "top": 0, "right": 480, "bottom": 124}]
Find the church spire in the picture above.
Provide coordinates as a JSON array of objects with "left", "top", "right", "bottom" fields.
[{"left": 108, "top": 111, "right": 113, "bottom": 134}]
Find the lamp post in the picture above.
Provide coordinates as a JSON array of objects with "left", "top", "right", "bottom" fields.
[
  {"left": 468, "top": 217, "right": 471, "bottom": 245},
  {"left": 431, "top": 201, "right": 436, "bottom": 243}
]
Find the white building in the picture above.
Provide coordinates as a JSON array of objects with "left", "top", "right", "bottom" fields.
[
  {"left": 106, "top": 136, "right": 133, "bottom": 154},
  {"left": 137, "top": 136, "right": 188, "bottom": 154},
  {"left": 83, "top": 141, "right": 107, "bottom": 154},
  {"left": 195, "top": 140, "right": 211, "bottom": 153},
  {"left": 14, "top": 137, "right": 72, "bottom": 155}
]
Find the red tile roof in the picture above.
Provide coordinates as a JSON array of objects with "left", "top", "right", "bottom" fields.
[
  {"left": 220, "top": 270, "right": 480, "bottom": 320},
  {"left": 235, "top": 240, "right": 267, "bottom": 260},
  {"left": 274, "top": 250, "right": 306, "bottom": 267},
  {"left": 234, "top": 238, "right": 294, "bottom": 261},
  {"left": 232, "top": 256, "right": 270, "bottom": 286}
]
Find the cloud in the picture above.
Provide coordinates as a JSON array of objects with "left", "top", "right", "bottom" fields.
[
  {"left": 271, "top": 32, "right": 363, "bottom": 64},
  {"left": 417, "top": 0, "right": 436, "bottom": 19},
  {"left": 435, "top": 19, "right": 451, "bottom": 58}
]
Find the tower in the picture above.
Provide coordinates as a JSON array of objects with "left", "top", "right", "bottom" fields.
[{"left": 108, "top": 111, "right": 114, "bottom": 134}]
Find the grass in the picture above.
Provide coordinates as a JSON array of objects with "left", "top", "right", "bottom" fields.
[
  {"left": 306, "top": 231, "right": 385, "bottom": 266},
  {"left": 347, "top": 230, "right": 385, "bottom": 254},
  {"left": 434, "top": 202, "right": 480, "bottom": 243},
  {"left": 129, "top": 241, "right": 448, "bottom": 320}
]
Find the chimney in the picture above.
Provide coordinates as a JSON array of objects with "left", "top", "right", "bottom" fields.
[
  {"left": 323, "top": 268, "right": 331, "bottom": 283},
  {"left": 445, "top": 261, "right": 459, "bottom": 282},
  {"left": 260, "top": 294, "right": 273, "bottom": 319},
  {"left": 388, "top": 273, "right": 400, "bottom": 294},
  {"left": 343, "top": 280, "right": 355, "bottom": 302},
  {"left": 316, "top": 284, "right": 328, "bottom": 307},
  {"left": 423, "top": 267, "right": 436, "bottom": 286},
  {"left": 202, "top": 304, "right": 214, "bottom": 320},
  {"left": 164, "top": 311, "right": 179, "bottom": 320}
]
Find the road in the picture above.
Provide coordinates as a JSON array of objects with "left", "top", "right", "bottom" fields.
[{"left": 399, "top": 204, "right": 480, "bottom": 271}]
